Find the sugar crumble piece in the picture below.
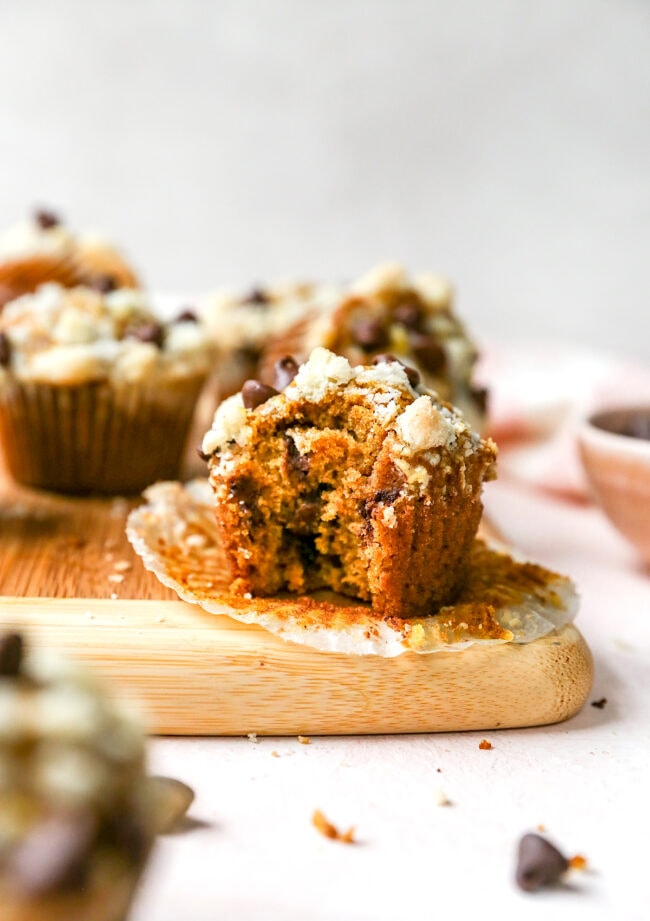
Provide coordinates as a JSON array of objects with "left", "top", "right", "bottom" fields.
[
  {"left": 298, "top": 735, "right": 311, "bottom": 745},
  {"left": 108, "top": 573, "right": 124, "bottom": 584},
  {"left": 113, "top": 560, "right": 132, "bottom": 572},
  {"left": 312, "top": 810, "right": 355, "bottom": 844},
  {"left": 433, "top": 785, "right": 451, "bottom": 806},
  {"left": 110, "top": 593, "right": 119, "bottom": 600},
  {"left": 247, "top": 732, "right": 259, "bottom": 743},
  {"left": 478, "top": 739, "right": 493, "bottom": 750}
]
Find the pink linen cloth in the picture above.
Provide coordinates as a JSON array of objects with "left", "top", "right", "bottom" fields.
[{"left": 476, "top": 341, "right": 650, "bottom": 501}]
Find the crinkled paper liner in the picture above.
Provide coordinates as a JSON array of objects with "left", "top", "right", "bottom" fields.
[{"left": 126, "top": 479, "right": 579, "bottom": 658}]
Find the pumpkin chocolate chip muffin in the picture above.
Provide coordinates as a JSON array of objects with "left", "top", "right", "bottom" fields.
[
  {"left": 202, "top": 347, "right": 497, "bottom": 618},
  {"left": 0, "top": 285, "right": 214, "bottom": 493}
]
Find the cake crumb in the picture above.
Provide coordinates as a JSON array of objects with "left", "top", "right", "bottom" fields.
[
  {"left": 247, "top": 732, "right": 259, "bottom": 743},
  {"left": 271, "top": 750, "right": 280, "bottom": 758},
  {"left": 478, "top": 739, "right": 493, "bottom": 750},
  {"left": 298, "top": 735, "right": 311, "bottom": 745},
  {"left": 84, "top": 611, "right": 95, "bottom": 620},
  {"left": 591, "top": 698, "right": 607, "bottom": 710},
  {"left": 537, "top": 824, "right": 547, "bottom": 833},
  {"left": 568, "top": 854, "right": 588, "bottom": 871},
  {"left": 312, "top": 810, "right": 355, "bottom": 844},
  {"left": 434, "top": 785, "right": 451, "bottom": 806}
]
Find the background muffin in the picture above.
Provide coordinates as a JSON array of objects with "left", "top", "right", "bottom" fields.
[{"left": 0, "top": 285, "right": 214, "bottom": 493}]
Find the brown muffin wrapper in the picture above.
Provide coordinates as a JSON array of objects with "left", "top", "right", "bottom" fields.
[
  {"left": 0, "top": 375, "right": 207, "bottom": 495},
  {"left": 0, "top": 254, "right": 83, "bottom": 311}
]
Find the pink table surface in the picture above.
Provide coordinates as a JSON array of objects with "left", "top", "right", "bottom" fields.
[{"left": 130, "top": 476, "right": 650, "bottom": 921}]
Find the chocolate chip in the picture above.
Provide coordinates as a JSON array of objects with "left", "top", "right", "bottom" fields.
[
  {"left": 196, "top": 446, "right": 211, "bottom": 462},
  {"left": 393, "top": 301, "right": 423, "bottom": 330},
  {"left": 409, "top": 332, "right": 447, "bottom": 375},
  {"left": 351, "top": 318, "right": 389, "bottom": 352},
  {"left": 0, "top": 332, "right": 12, "bottom": 368},
  {"left": 515, "top": 833, "right": 568, "bottom": 892},
  {"left": 34, "top": 209, "right": 61, "bottom": 230},
  {"left": 273, "top": 356, "right": 299, "bottom": 390},
  {"left": 0, "top": 632, "right": 23, "bottom": 677},
  {"left": 242, "top": 287, "right": 269, "bottom": 306},
  {"left": 230, "top": 477, "right": 258, "bottom": 508},
  {"left": 174, "top": 308, "right": 198, "bottom": 323},
  {"left": 242, "top": 380, "right": 278, "bottom": 410},
  {"left": 9, "top": 811, "right": 96, "bottom": 895},
  {"left": 372, "top": 353, "right": 420, "bottom": 388},
  {"left": 470, "top": 385, "right": 489, "bottom": 415},
  {"left": 361, "top": 487, "right": 401, "bottom": 520},
  {"left": 125, "top": 322, "right": 165, "bottom": 348},
  {"left": 284, "top": 434, "right": 310, "bottom": 474},
  {"left": 88, "top": 274, "right": 118, "bottom": 294}
]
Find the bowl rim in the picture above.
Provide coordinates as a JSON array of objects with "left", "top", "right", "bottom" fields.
[{"left": 579, "top": 405, "right": 650, "bottom": 460}]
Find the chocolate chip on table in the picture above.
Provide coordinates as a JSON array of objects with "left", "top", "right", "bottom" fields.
[
  {"left": 0, "top": 632, "right": 24, "bottom": 677},
  {"left": 372, "top": 353, "right": 420, "bottom": 388},
  {"left": 9, "top": 811, "right": 96, "bottom": 895},
  {"left": 273, "top": 356, "right": 299, "bottom": 390},
  {"left": 174, "top": 307, "right": 199, "bottom": 323},
  {"left": 515, "top": 833, "right": 569, "bottom": 892},
  {"left": 351, "top": 318, "right": 389, "bottom": 352},
  {"left": 34, "top": 208, "right": 61, "bottom": 230},
  {"left": 393, "top": 301, "right": 423, "bottom": 330},
  {"left": 0, "top": 332, "right": 11, "bottom": 368},
  {"left": 242, "top": 287, "right": 270, "bottom": 306},
  {"left": 409, "top": 332, "right": 447, "bottom": 375},
  {"left": 591, "top": 697, "right": 607, "bottom": 709},
  {"left": 242, "top": 380, "right": 279, "bottom": 410},
  {"left": 88, "top": 274, "right": 118, "bottom": 294},
  {"left": 126, "top": 322, "right": 165, "bottom": 348}
]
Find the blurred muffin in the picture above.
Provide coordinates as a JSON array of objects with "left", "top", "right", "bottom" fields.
[
  {"left": 0, "top": 209, "right": 140, "bottom": 311},
  {"left": 0, "top": 632, "right": 156, "bottom": 921},
  {"left": 259, "top": 263, "right": 487, "bottom": 431},
  {"left": 202, "top": 348, "right": 497, "bottom": 617},
  {"left": 198, "top": 279, "right": 341, "bottom": 401},
  {"left": 0, "top": 285, "right": 214, "bottom": 493}
]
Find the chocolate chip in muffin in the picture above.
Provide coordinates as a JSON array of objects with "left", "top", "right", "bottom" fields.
[
  {"left": 274, "top": 356, "right": 299, "bottom": 390},
  {"left": 393, "top": 301, "right": 424, "bottom": 330},
  {"left": 242, "top": 287, "right": 270, "bottom": 306},
  {"left": 0, "top": 332, "right": 12, "bottom": 368},
  {"left": 515, "top": 833, "right": 569, "bottom": 892},
  {"left": 284, "top": 434, "right": 310, "bottom": 474},
  {"left": 242, "top": 380, "right": 279, "bottom": 410},
  {"left": 174, "top": 307, "right": 199, "bottom": 323},
  {"left": 33, "top": 208, "right": 61, "bottom": 230},
  {"left": 372, "top": 353, "right": 420, "bottom": 388},
  {"left": 88, "top": 274, "right": 118, "bottom": 294},
  {"left": 0, "top": 632, "right": 24, "bottom": 677},
  {"left": 352, "top": 318, "right": 389, "bottom": 352},
  {"left": 409, "top": 332, "right": 447, "bottom": 375},
  {"left": 9, "top": 810, "right": 97, "bottom": 895},
  {"left": 126, "top": 322, "right": 165, "bottom": 348}
]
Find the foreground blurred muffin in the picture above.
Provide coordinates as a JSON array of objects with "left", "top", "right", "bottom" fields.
[
  {"left": 259, "top": 263, "right": 487, "bottom": 431},
  {"left": 0, "top": 209, "right": 139, "bottom": 311},
  {"left": 0, "top": 285, "right": 214, "bottom": 493},
  {"left": 0, "top": 633, "right": 159, "bottom": 921},
  {"left": 202, "top": 348, "right": 497, "bottom": 617}
]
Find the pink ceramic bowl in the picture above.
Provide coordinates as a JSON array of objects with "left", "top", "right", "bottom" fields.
[{"left": 578, "top": 406, "right": 650, "bottom": 564}]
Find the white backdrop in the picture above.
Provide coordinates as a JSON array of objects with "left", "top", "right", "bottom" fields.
[{"left": 1, "top": 0, "right": 649, "bottom": 360}]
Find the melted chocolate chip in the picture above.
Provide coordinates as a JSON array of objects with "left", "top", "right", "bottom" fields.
[
  {"left": 393, "top": 301, "right": 423, "bottom": 330},
  {"left": 174, "top": 308, "right": 198, "bottom": 323},
  {"left": 409, "top": 332, "right": 447, "bottom": 375},
  {"left": 351, "top": 318, "right": 389, "bottom": 352},
  {"left": 242, "top": 287, "right": 270, "bottom": 306},
  {"left": 284, "top": 434, "right": 310, "bottom": 474},
  {"left": 242, "top": 380, "right": 278, "bottom": 410},
  {"left": 515, "top": 834, "right": 568, "bottom": 892},
  {"left": 34, "top": 208, "right": 61, "bottom": 230},
  {"left": 0, "top": 632, "right": 23, "bottom": 677},
  {"left": 126, "top": 322, "right": 165, "bottom": 348},
  {"left": 230, "top": 477, "right": 259, "bottom": 508},
  {"left": 88, "top": 274, "right": 118, "bottom": 294},
  {"left": 0, "top": 332, "right": 11, "bottom": 368},
  {"left": 9, "top": 811, "right": 96, "bottom": 895},
  {"left": 273, "top": 356, "right": 299, "bottom": 390}
]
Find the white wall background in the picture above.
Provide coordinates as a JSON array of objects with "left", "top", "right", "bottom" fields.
[{"left": 1, "top": 0, "right": 649, "bottom": 360}]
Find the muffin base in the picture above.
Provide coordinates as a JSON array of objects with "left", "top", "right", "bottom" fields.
[{"left": 0, "top": 376, "right": 206, "bottom": 494}]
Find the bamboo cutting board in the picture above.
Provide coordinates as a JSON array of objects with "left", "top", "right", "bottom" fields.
[{"left": 0, "top": 461, "right": 593, "bottom": 735}]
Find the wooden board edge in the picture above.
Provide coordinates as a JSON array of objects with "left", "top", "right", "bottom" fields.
[{"left": 0, "top": 597, "right": 593, "bottom": 736}]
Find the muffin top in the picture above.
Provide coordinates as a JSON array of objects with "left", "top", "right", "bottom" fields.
[
  {"left": 0, "top": 632, "right": 152, "bottom": 894},
  {"left": 202, "top": 347, "right": 496, "bottom": 490},
  {"left": 0, "top": 284, "right": 215, "bottom": 385},
  {"left": 0, "top": 210, "right": 75, "bottom": 261}
]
